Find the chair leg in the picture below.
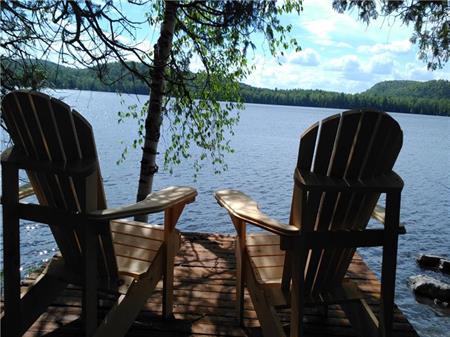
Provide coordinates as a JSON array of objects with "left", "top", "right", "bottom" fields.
[
  {"left": 380, "top": 192, "right": 400, "bottom": 337},
  {"left": 231, "top": 217, "right": 246, "bottom": 325},
  {"left": 82, "top": 222, "right": 98, "bottom": 336},
  {"left": 380, "top": 237, "right": 398, "bottom": 337},
  {"left": 162, "top": 205, "right": 185, "bottom": 319},
  {"left": 94, "top": 252, "right": 164, "bottom": 337},
  {"left": 15, "top": 258, "right": 68, "bottom": 334},
  {"left": 162, "top": 231, "right": 178, "bottom": 319},
  {"left": 1, "top": 164, "right": 21, "bottom": 337},
  {"left": 235, "top": 236, "right": 245, "bottom": 325},
  {"left": 245, "top": 264, "right": 286, "bottom": 337},
  {"left": 341, "top": 299, "right": 379, "bottom": 337},
  {"left": 290, "top": 247, "right": 307, "bottom": 337}
]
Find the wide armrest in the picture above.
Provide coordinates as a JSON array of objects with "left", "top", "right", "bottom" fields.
[
  {"left": 371, "top": 204, "right": 406, "bottom": 234},
  {"left": 89, "top": 186, "right": 197, "bottom": 220},
  {"left": 295, "top": 169, "right": 403, "bottom": 192},
  {"left": 215, "top": 189, "right": 298, "bottom": 236}
]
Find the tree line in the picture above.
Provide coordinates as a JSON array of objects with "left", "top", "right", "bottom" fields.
[
  {"left": 3, "top": 59, "right": 449, "bottom": 116},
  {"left": 239, "top": 83, "right": 450, "bottom": 116}
]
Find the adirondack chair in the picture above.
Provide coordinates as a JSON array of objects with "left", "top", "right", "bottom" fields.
[
  {"left": 215, "top": 109, "right": 405, "bottom": 337},
  {"left": 1, "top": 91, "right": 197, "bottom": 337}
]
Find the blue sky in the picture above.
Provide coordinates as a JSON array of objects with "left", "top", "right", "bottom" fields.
[{"left": 100, "top": 1, "right": 450, "bottom": 94}]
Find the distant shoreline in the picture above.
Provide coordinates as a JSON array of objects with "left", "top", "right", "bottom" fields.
[
  {"left": 50, "top": 88, "right": 450, "bottom": 118},
  {"left": 3, "top": 59, "right": 448, "bottom": 116}
]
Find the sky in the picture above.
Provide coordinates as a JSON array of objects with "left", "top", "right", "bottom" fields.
[
  {"left": 241, "top": 1, "right": 450, "bottom": 93},
  {"left": 57, "top": 1, "right": 450, "bottom": 95}
]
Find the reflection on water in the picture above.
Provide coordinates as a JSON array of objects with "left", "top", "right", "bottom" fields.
[{"left": 1, "top": 90, "right": 448, "bottom": 337}]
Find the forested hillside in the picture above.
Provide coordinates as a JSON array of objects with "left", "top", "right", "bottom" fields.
[
  {"left": 364, "top": 80, "right": 450, "bottom": 99},
  {"left": 239, "top": 83, "right": 450, "bottom": 116},
  {"left": 2, "top": 59, "right": 449, "bottom": 116}
]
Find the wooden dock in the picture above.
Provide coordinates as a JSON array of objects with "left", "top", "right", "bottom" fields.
[{"left": 17, "top": 232, "right": 419, "bottom": 337}]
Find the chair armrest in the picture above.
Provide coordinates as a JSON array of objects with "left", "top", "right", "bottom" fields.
[
  {"left": 371, "top": 204, "right": 406, "bottom": 234},
  {"left": 294, "top": 169, "right": 403, "bottom": 193},
  {"left": 215, "top": 189, "right": 298, "bottom": 236},
  {"left": 88, "top": 186, "right": 197, "bottom": 221}
]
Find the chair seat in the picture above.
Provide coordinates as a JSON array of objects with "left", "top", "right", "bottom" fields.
[
  {"left": 247, "top": 234, "right": 285, "bottom": 285},
  {"left": 111, "top": 220, "right": 170, "bottom": 278},
  {"left": 246, "top": 233, "right": 363, "bottom": 307}
]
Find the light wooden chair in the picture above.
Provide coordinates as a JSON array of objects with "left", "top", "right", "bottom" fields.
[
  {"left": 1, "top": 91, "right": 197, "bottom": 337},
  {"left": 215, "top": 109, "right": 405, "bottom": 337}
]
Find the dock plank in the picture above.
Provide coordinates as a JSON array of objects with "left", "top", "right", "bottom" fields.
[{"left": 8, "top": 233, "right": 419, "bottom": 336}]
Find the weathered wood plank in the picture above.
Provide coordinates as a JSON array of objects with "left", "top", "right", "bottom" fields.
[{"left": 8, "top": 233, "right": 419, "bottom": 337}]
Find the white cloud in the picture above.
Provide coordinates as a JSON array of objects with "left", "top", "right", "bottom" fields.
[
  {"left": 245, "top": 54, "right": 371, "bottom": 93},
  {"left": 303, "top": 19, "right": 336, "bottom": 40},
  {"left": 327, "top": 55, "right": 361, "bottom": 72},
  {"left": 325, "top": 54, "right": 388, "bottom": 82},
  {"left": 287, "top": 48, "right": 320, "bottom": 66},
  {"left": 301, "top": 16, "right": 357, "bottom": 48},
  {"left": 358, "top": 40, "right": 412, "bottom": 54},
  {"left": 369, "top": 54, "right": 394, "bottom": 75},
  {"left": 402, "top": 63, "right": 436, "bottom": 81}
]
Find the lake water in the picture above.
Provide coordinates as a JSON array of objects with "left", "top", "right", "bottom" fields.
[{"left": 1, "top": 90, "right": 449, "bottom": 337}]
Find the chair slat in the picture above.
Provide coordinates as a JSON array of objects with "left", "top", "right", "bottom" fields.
[
  {"left": 114, "top": 244, "right": 158, "bottom": 263},
  {"left": 297, "top": 115, "right": 339, "bottom": 296},
  {"left": 2, "top": 94, "right": 48, "bottom": 205},
  {"left": 49, "top": 97, "right": 82, "bottom": 161},
  {"left": 112, "top": 232, "right": 163, "bottom": 251},
  {"left": 47, "top": 225, "right": 83, "bottom": 271},
  {"left": 297, "top": 122, "right": 319, "bottom": 171},
  {"left": 251, "top": 255, "right": 285, "bottom": 268},
  {"left": 10, "top": 93, "right": 39, "bottom": 158},
  {"left": 312, "top": 114, "right": 340, "bottom": 175},
  {"left": 315, "top": 111, "right": 381, "bottom": 290},
  {"left": 2, "top": 91, "right": 117, "bottom": 281},
  {"left": 306, "top": 112, "right": 361, "bottom": 294},
  {"left": 2, "top": 95, "right": 30, "bottom": 156},
  {"left": 247, "top": 244, "right": 284, "bottom": 257},
  {"left": 328, "top": 111, "right": 362, "bottom": 178},
  {"left": 330, "top": 113, "right": 403, "bottom": 286},
  {"left": 110, "top": 220, "right": 165, "bottom": 241},
  {"left": 345, "top": 110, "right": 381, "bottom": 178},
  {"left": 302, "top": 115, "right": 340, "bottom": 234},
  {"left": 20, "top": 93, "right": 69, "bottom": 209},
  {"left": 246, "top": 233, "right": 280, "bottom": 246},
  {"left": 17, "top": 92, "right": 50, "bottom": 160},
  {"left": 29, "top": 93, "right": 66, "bottom": 163},
  {"left": 72, "top": 112, "right": 97, "bottom": 161},
  {"left": 116, "top": 256, "right": 152, "bottom": 278}
]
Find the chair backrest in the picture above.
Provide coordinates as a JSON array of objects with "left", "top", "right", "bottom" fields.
[
  {"left": 290, "top": 109, "right": 402, "bottom": 296},
  {"left": 2, "top": 90, "right": 118, "bottom": 287}
]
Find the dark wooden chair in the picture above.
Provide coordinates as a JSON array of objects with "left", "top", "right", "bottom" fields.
[
  {"left": 215, "top": 109, "right": 405, "bottom": 337},
  {"left": 1, "top": 91, "right": 197, "bottom": 337}
]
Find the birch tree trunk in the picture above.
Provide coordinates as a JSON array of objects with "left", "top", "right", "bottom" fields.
[{"left": 135, "top": 0, "right": 177, "bottom": 222}]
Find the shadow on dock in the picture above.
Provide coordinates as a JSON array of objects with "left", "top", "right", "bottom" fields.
[{"left": 13, "top": 232, "right": 419, "bottom": 337}]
